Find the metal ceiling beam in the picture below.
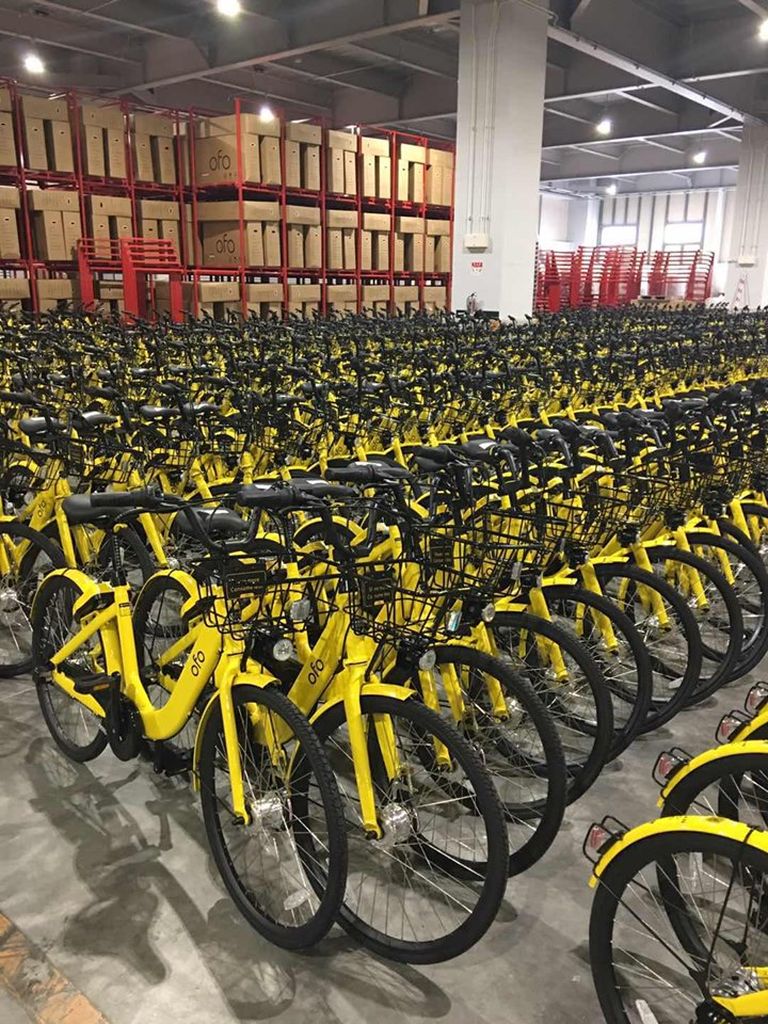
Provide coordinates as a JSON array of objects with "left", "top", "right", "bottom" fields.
[
  {"left": 343, "top": 38, "right": 456, "bottom": 79},
  {"left": 617, "top": 90, "right": 676, "bottom": 115},
  {"left": 733, "top": 0, "right": 768, "bottom": 16},
  {"left": 118, "top": 10, "right": 460, "bottom": 94},
  {"left": 198, "top": 76, "right": 330, "bottom": 113},
  {"left": 547, "top": 25, "right": 756, "bottom": 123},
  {"left": 545, "top": 107, "right": 593, "bottom": 124},
  {"left": 542, "top": 164, "right": 738, "bottom": 183},
  {"left": 269, "top": 60, "right": 401, "bottom": 96},
  {"left": 542, "top": 125, "right": 743, "bottom": 150},
  {"left": 0, "top": 24, "right": 137, "bottom": 64},
  {"left": 10, "top": 0, "right": 180, "bottom": 40}
]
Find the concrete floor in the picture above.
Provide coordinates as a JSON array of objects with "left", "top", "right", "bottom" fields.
[{"left": 0, "top": 671, "right": 760, "bottom": 1024}]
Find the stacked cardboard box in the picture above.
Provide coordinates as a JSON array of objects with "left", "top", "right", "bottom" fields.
[
  {"left": 88, "top": 195, "right": 132, "bottom": 242},
  {"left": 154, "top": 280, "right": 194, "bottom": 317},
  {"left": 426, "top": 148, "right": 454, "bottom": 207},
  {"left": 362, "top": 284, "right": 390, "bottom": 314},
  {"left": 426, "top": 218, "right": 451, "bottom": 272},
  {"left": 0, "top": 186, "right": 21, "bottom": 260},
  {"left": 29, "top": 189, "right": 81, "bottom": 261},
  {"left": 287, "top": 283, "right": 320, "bottom": 317},
  {"left": 80, "top": 104, "right": 126, "bottom": 179},
  {"left": 194, "top": 114, "right": 281, "bottom": 186},
  {"left": 95, "top": 278, "right": 124, "bottom": 314},
  {"left": 286, "top": 205, "right": 321, "bottom": 269},
  {"left": 133, "top": 112, "right": 176, "bottom": 185},
  {"left": 423, "top": 285, "right": 447, "bottom": 311},
  {"left": 326, "top": 129, "right": 357, "bottom": 195},
  {"left": 197, "top": 199, "right": 281, "bottom": 268},
  {"left": 394, "top": 284, "right": 419, "bottom": 315},
  {"left": 21, "top": 96, "right": 73, "bottom": 173},
  {"left": 37, "top": 277, "right": 80, "bottom": 312},
  {"left": 327, "top": 284, "right": 357, "bottom": 313},
  {"left": 397, "top": 143, "right": 426, "bottom": 204},
  {"left": 395, "top": 216, "right": 424, "bottom": 272},
  {"left": 326, "top": 209, "right": 357, "bottom": 271},
  {"left": 361, "top": 136, "right": 391, "bottom": 199},
  {"left": 360, "top": 212, "right": 390, "bottom": 271},
  {"left": 0, "top": 275, "right": 30, "bottom": 311},
  {"left": 137, "top": 200, "right": 181, "bottom": 258},
  {"left": 198, "top": 280, "right": 240, "bottom": 318},
  {"left": 285, "top": 123, "right": 321, "bottom": 191},
  {"left": 246, "top": 282, "right": 283, "bottom": 318},
  {"left": 0, "top": 88, "right": 17, "bottom": 168}
]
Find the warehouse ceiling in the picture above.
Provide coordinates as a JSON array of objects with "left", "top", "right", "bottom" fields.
[{"left": 1, "top": 0, "right": 766, "bottom": 194}]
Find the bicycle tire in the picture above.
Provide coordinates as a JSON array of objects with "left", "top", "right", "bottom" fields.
[
  {"left": 311, "top": 692, "right": 509, "bottom": 963},
  {"left": 660, "top": 745, "right": 768, "bottom": 827},
  {"left": 198, "top": 682, "right": 348, "bottom": 950}
]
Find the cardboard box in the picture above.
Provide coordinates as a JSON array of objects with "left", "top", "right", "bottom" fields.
[
  {"left": 62, "top": 213, "right": 81, "bottom": 260},
  {"left": 201, "top": 221, "right": 265, "bottom": 267},
  {"left": 397, "top": 159, "right": 409, "bottom": 202},
  {"left": 154, "top": 280, "right": 194, "bottom": 317},
  {"left": 90, "top": 215, "right": 110, "bottom": 240},
  {"left": 362, "top": 285, "right": 389, "bottom": 304},
  {"left": 285, "top": 205, "right": 321, "bottom": 227},
  {"left": 343, "top": 150, "right": 357, "bottom": 195},
  {"left": 327, "top": 284, "right": 357, "bottom": 308},
  {"left": 140, "top": 199, "right": 179, "bottom": 220},
  {"left": 134, "top": 133, "right": 154, "bottom": 181},
  {"left": 22, "top": 96, "right": 68, "bottom": 121},
  {"left": 37, "top": 276, "right": 79, "bottom": 311},
  {"left": 286, "top": 122, "right": 322, "bottom": 146},
  {"left": 305, "top": 226, "right": 321, "bottom": 268},
  {"left": 427, "top": 147, "right": 454, "bottom": 169},
  {"left": 287, "top": 224, "right": 304, "bottom": 268},
  {"left": 81, "top": 104, "right": 123, "bottom": 131},
  {"left": 378, "top": 156, "right": 391, "bottom": 199},
  {"left": 82, "top": 126, "right": 105, "bottom": 176},
  {"left": 24, "top": 119, "right": 47, "bottom": 170},
  {"left": 28, "top": 189, "right": 79, "bottom": 212},
  {"left": 50, "top": 122, "right": 74, "bottom": 173},
  {"left": 154, "top": 138, "right": 176, "bottom": 183},
  {"left": 426, "top": 165, "right": 443, "bottom": 205},
  {"left": 362, "top": 155, "right": 376, "bottom": 197},
  {"left": 405, "top": 233, "right": 424, "bottom": 272},
  {"left": 0, "top": 210, "right": 20, "bottom": 260},
  {"left": 396, "top": 216, "right": 423, "bottom": 233},
  {"left": 285, "top": 140, "right": 301, "bottom": 188},
  {"left": 364, "top": 212, "right": 390, "bottom": 231},
  {"left": 287, "top": 283, "right": 320, "bottom": 317},
  {"left": 134, "top": 112, "right": 174, "bottom": 138},
  {"left": 260, "top": 136, "right": 281, "bottom": 185},
  {"left": 246, "top": 282, "right": 283, "bottom": 318},
  {"left": 33, "top": 211, "right": 66, "bottom": 260},
  {"left": 327, "top": 148, "right": 344, "bottom": 193},
  {"left": 423, "top": 285, "right": 447, "bottom": 310},
  {"left": 196, "top": 199, "right": 280, "bottom": 221},
  {"left": 0, "top": 88, "right": 11, "bottom": 112},
  {"left": 435, "top": 235, "right": 451, "bottom": 272},
  {"left": 394, "top": 284, "right": 419, "bottom": 314},
  {"left": 194, "top": 135, "right": 260, "bottom": 184},
  {"left": 113, "top": 216, "right": 132, "bottom": 240},
  {"left": 424, "top": 235, "right": 435, "bottom": 273},
  {"left": 0, "top": 186, "right": 20, "bottom": 209},
  {"left": 198, "top": 281, "right": 240, "bottom": 302},
  {"left": 89, "top": 196, "right": 131, "bottom": 218},
  {"left": 375, "top": 233, "right": 390, "bottom": 271},
  {"left": 409, "top": 162, "right": 424, "bottom": 204},
  {"left": 328, "top": 129, "right": 358, "bottom": 152},
  {"left": 263, "top": 222, "right": 281, "bottom": 266},
  {"left": 361, "top": 136, "right": 389, "bottom": 157},
  {"left": 426, "top": 218, "right": 451, "bottom": 236},
  {"left": 0, "top": 276, "right": 30, "bottom": 300},
  {"left": 302, "top": 146, "right": 320, "bottom": 191},
  {"left": 400, "top": 143, "right": 426, "bottom": 165},
  {"left": 328, "top": 209, "right": 357, "bottom": 229},
  {"left": 327, "top": 228, "right": 343, "bottom": 269},
  {"left": 199, "top": 114, "right": 280, "bottom": 138},
  {"left": 394, "top": 234, "right": 405, "bottom": 272},
  {"left": 107, "top": 130, "right": 126, "bottom": 178},
  {"left": 0, "top": 115, "right": 17, "bottom": 166},
  {"left": 360, "top": 231, "right": 372, "bottom": 270},
  {"left": 342, "top": 227, "right": 356, "bottom": 269},
  {"left": 441, "top": 166, "right": 453, "bottom": 206}
]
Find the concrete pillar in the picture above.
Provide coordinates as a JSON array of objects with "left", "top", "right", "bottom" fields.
[
  {"left": 726, "top": 123, "right": 768, "bottom": 307},
  {"left": 452, "top": 0, "right": 549, "bottom": 319}
]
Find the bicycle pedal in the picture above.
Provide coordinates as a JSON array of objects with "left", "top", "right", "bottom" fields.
[
  {"left": 152, "top": 743, "right": 193, "bottom": 777},
  {"left": 72, "top": 672, "right": 114, "bottom": 695}
]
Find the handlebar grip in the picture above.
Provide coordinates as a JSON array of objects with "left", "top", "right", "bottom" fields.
[{"left": 91, "top": 489, "right": 160, "bottom": 509}]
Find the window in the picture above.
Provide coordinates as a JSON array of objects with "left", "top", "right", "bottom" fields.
[
  {"left": 600, "top": 224, "right": 637, "bottom": 246},
  {"left": 664, "top": 221, "right": 703, "bottom": 246}
]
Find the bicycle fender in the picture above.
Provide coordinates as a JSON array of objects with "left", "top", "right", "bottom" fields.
[
  {"left": 658, "top": 740, "right": 768, "bottom": 807},
  {"left": 191, "top": 673, "right": 280, "bottom": 792},
  {"left": 30, "top": 567, "right": 106, "bottom": 620},
  {"left": 589, "top": 815, "right": 766, "bottom": 887},
  {"left": 309, "top": 682, "right": 414, "bottom": 728},
  {"left": 735, "top": 706, "right": 768, "bottom": 741}
]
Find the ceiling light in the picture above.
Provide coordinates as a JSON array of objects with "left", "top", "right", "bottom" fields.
[
  {"left": 759, "top": 18, "right": 768, "bottom": 40},
  {"left": 595, "top": 117, "right": 612, "bottom": 136},
  {"left": 216, "top": 0, "right": 241, "bottom": 17},
  {"left": 259, "top": 103, "right": 275, "bottom": 122},
  {"left": 23, "top": 52, "right": 45, "bottom": 75},
  {"left": 605, "top": 183, "right": 617, "bottom": 196},
  {"left": 692, "top": 150, "right": 707, "bottom": 165}
]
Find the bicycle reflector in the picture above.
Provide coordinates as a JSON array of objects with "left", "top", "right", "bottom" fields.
[
  {"left": 746, "top": 682, "right": 768, "bottom": 715},
  {"left": 716, "top": 710, "right": 751, "bottom": 745},
  {"left": 652, "top": 747, "right": 690, "bottom": 787},
  {"left": 582, "top": 815, "right": 626, "bottom": 866}
]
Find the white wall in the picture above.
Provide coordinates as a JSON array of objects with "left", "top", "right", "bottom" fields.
[{"left": 538, "top": 193, "right": 599, "bottom": 250}]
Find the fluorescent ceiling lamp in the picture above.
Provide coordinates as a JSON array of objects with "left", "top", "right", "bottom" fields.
[
  {"left": 692, "top": 150, "right": 707, "bottom": 165},
  {"left": 595, "top": 117, "right": 612, "bottom": 136},
  {"left": 259, "top": 103, "right": 275, "bottom": 122},
  {"left": 759, "top": 18, "right": 768, "bottom": 40},
  {"left": 23, "top": 52, "right": 45, "bottom": 74},
  {"left": 216, "top": 0, "right": 241, "bottom": 17},
  {"left": 605, "top": 183, "right": 617, "bottom": 196}
]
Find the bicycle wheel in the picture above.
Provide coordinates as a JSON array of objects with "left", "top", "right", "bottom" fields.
[
  {"left": 644, "top": 546, "right": 743, "bottom": 702},
  {"left": 595, "top": 563, "right": 703, "bottom": 732},
  {"left": 590, "top": 825, "right": 768, "bottom": 1024},
  {"left": 491, "top": 611, "right": 613, "bottom": 803},
  {"left": 660, "top": 744, "right": 768, "bottom": 828},
  {"left": 686, "top": 530, "right": 768, "bottom": 679},
  {"left": 0, "top": 520, "right": 65, "bottom": 678},
  {"left": 311, "top": 693, "right": 509, "bottom": 963},
  {"left": 543, "top": 585, "right": 653, "bottom": 759},
  {"left": 197, "top": 682, "right": 348, "bottom": 951},
  {"left": 386, "top": 643, "right": 567, "bottom": 875},
  {"left": 31, "top": 572, "right": 108, "bottom": 762}
]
